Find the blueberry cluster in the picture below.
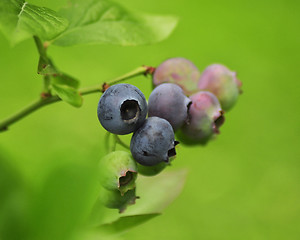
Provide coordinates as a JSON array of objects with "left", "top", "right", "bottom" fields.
[
  {"left": 97, "top": 57, "right": 242, "bottom": 212},
  {"left": 97, "top": 58, "right": 242, "bottom": 166},
  {"left": 152, "top": 57, "right": 242, "bottom": 144},
  {"left": 97, "top": 84, "right": 179, "bottom": 212},
  {"left": 98, "top": 82, "right": 178, "bottom": 168}
]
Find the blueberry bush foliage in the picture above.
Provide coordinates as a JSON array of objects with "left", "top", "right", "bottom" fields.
[{"left": 0, "top": 0, "right": 241, "bottom": 239}]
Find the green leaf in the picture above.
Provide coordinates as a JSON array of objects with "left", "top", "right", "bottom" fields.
[
  {"left": 95, "top": 213, "right": 160, "bottom": 236},
  {"left": 124, "top": 169, "right": 188, "bottom": 215},
  {"left": 52, "top": 84, "right": 82, "bottom": 107},
  {"left": 53, "top": 0, "right": 178, "bottom": 46},
  {"left": 0, "top": 0, "right": 68, "bottom": 45},
  {"left": 37, "top": 56, "right": 80, "bottom": 88},
  {"left": 51, "top": 73, "right": 80, "bottom": 89}
]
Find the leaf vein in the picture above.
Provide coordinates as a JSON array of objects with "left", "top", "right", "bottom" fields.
[
  {"left": 25, "top": 7, "right": 59, "bottom": 27},
  {"left": 18, "top": 1, "right": 27, "bottom": 18}
]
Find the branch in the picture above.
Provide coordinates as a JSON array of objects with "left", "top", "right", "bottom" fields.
[{"left": 0, "top": 66, "right": 153, "bottom": 132}]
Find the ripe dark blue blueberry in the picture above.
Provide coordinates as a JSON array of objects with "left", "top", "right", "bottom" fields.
[
  {"left": 130, "top": 117, "right": 178, "bottom": 166},
  {"left": 148, "top": 83, "right": 192, "bottom": 131},
  {"left": 153, "top": 57, "right": 201, "bottom": 95},
  {"left": 97, "top": 84, "right": 147, "bottom": 135},
  {"left": 178, "top": 91, "right": 225, "bottom": 145}
]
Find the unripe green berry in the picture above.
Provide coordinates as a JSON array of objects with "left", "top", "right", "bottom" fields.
[
  {"left": 99, "top": 187, "right": 137, "bottom": 213},
  {"left": 137, "top": 162, "right": 167, "bottom": 176},
  {"left": 99, "top": 151, "right": 137, "bottom": 195}
]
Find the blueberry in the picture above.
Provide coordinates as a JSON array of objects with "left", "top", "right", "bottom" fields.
[
  {"left": 153, "top": 57, "right": 201, "bottom": 95},
  {"left": 177, "top": 91, "right": 225, "bottom": 145},
  {"left": 148, "top": 83, "right": 191, "bottom": 131},
  {"left": 137, "top": 162, "right": 167, "bottom": 176},
  {"left": 98, "top": 187, "right": 137, "bottom": 213},
  {"left": 130, "top": 117, "right": 178, "bottom": 166},
  {"left": 99, "top": 151, "right": 137, "bottom": 195},
  {"left": 198, "top": 64, "right": 242, "bottom": 111},
  {"left": 97, "top": 84, "right": 147, "bottom": 135}
]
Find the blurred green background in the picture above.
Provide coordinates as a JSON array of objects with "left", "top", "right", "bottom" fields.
[{"left": 0, "top": 0, "right": 299, "bottom": 239}]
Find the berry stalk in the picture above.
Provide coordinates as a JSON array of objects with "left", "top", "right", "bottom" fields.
[{"left": 0, "top": 66, "right": 151, "bottom": 132}]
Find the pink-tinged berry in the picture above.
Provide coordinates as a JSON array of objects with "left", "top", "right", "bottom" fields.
[
  {"left": 153, "top": 57, "right": 201, "bottom": 96},
  {"left": 177, "top": 91, "right": 225, "bottom": 145},
  {"left": 198, "top": 64, "right": 242, "bottom": 111}
]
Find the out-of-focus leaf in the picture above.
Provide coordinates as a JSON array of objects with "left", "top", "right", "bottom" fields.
[
  {"left": 53, "top": 0, "right": 178, "bottom": 46},
  {"left": 0, "top": 0, "right": 68, "bottom": 45},
  {"left": 88, "top": 169, "right": 187, "bottom": 236},
  {"left": 94, "top": 213, "right": 160, "bottom": 236},
  {"left": 124, "top": 169, "right": 188, "bottom": 215},
  {"left": 0, "top": 150, "right": 28, "bottom": 240},
  {"left": 51, "top": 73, "right": 80, "bottom": 89},
  {"left": 28, "top": 162, "right": 98, "bottom": 240},
  {"left": 52, "top": 84, "right": 82, "bottom": 107}
]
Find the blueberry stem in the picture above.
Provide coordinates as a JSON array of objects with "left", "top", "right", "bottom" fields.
[
  {"left": 110, "top": 136, "right": 117, "bottom": 152},
  {"left": 79, "top": 66, "right": 149, "bottom": 95},
  {"left": 114, "top": 135, "right": 130, "bottom": 150},
  {"left": 0, "top": 66, "right": 151, "bottom": 132},
  {"left": 34, "top": 36, "right": 51, "bottom": 95},
  {"left": 33, "top": 36, "right": 47, "bottom": 59},
  {"left": 105, "top": 132, "right": 111, "bottom": 154}
]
